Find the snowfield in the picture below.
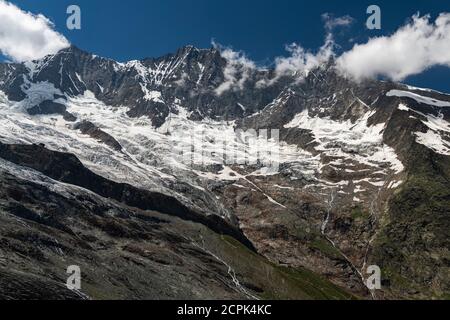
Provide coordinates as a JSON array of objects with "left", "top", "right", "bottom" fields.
[
  {"left": 396, "top": 101, "right": 450, "bottom": 156},
  {"left": 0, "top": 89, "right": 322, "bottom": 213},
  {"left": 387, "top": 90, "right": 450, "bottom": 107}
]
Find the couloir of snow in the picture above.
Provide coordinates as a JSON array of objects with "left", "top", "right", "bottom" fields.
[{"left": 118, "top": 47, "right": 200, "bottom": 87}]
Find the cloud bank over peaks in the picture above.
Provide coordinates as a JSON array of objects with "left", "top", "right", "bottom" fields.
[
  {"left": 336, "top": 13, "right": 450, "bottom": 81},
  {"left": 273, "top": 36, "right": 335, "bottom": 79},
  {"left": 213, "top": 14, "right": 351, "bottom": 93},
  {"left": 212, "top": 41, "right": 257, "bottom": 95},
  {"left": 214, "top": 35, "right": 336, "bottom": 93},
  {"left": 0, "top": 0, "right": 70, "bottom": 62},
  {"left": 214, "top": 12, "right": 450, "bottom": 93},
  {"left": 259, "top": 13, "right": 351, "bottom": 86}
]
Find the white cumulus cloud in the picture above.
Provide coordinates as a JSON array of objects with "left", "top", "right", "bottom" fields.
[
  {"left": 213, "top": 41, "right": 256, "bottom": 95},
  {"left": 0, "top": 0, "right": 70, "bottom": 62},
  {"left": 336, "top": 13, "right": 450, "bottom": 81}
]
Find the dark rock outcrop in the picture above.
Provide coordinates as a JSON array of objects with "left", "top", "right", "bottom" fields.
[{"left": 0, "top": 142, "right": 255, "bottom": 251}]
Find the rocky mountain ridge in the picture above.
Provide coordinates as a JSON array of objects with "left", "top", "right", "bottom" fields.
[{"left": 0, "top": 45, "right": 449, "bottom": 299}]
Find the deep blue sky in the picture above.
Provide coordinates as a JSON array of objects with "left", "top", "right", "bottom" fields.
[{"left": 7, "top": 0, "right": 450, "bottom": 92}]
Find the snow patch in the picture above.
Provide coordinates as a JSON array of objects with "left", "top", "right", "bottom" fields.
[
  {"left": 142, "top": 89, "right": 164, "bottom": 103},
  {"left": 399, "top": 102, "right": 450, "bottom": 155},
  {"left": 18, "top": 79, "right": 62, "bottom": 110},
  {"left": 387, "top": 90, "right": 450, "bottom": 107},
  {"left": 398, "top": 103, "right": 410, "bottom": 111},
  {"left": 285, "top": 109, "right": 404, "bottom": 174},
  {"left": 415, "top": 130, "right": 450, "bottom": 155}
]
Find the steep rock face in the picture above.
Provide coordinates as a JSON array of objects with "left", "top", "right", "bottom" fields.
[
  {"left": 0, "top": 46, "right": 449, "bottom": 299},
  {"left": 0, "top": 64, "right": 27, "bottom": 102},
  {"left": 0, "top": 142, "right": 255, "bottom": 250},
  {"left": 2, "top": 46, "right": 289, "bottom": 127},
  {"left": 0, "top": 149, "right": 353, "bottom": 300}
]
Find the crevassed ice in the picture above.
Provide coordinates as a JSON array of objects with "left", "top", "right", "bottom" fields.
[
  {"left": 0, "top": 89, "right": 321, "bottom": 194},
  {"left": 398, "top": 102, "right": 450, "bottom": 156},
  {"left": 284, "top": 109, "right": 405, "bottom": 174}
]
